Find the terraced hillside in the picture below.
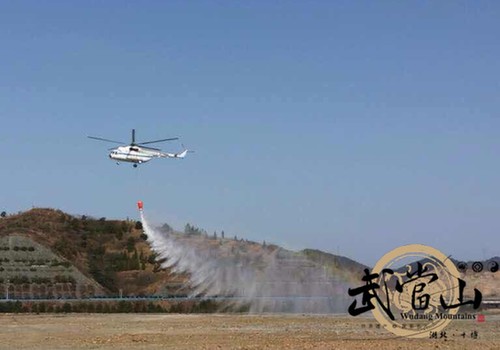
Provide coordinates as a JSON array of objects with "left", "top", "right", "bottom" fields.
[
  {"left": 0, "top": 208, "right": 183, "bottom": 297},
  {"left": 0, "top": 235, "right": 104, "bottom": 298}
]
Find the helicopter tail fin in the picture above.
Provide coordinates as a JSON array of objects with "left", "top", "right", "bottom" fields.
[
  {"left": 160, "top": 147, "right": 191, "bottom": 159},
  {"left": 175, "top": 149, "right": 188, "bottom": 158}
]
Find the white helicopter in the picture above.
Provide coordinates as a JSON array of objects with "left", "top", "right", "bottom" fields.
[{"left": 88, "top": 129, "right": 189, "bottom": 167}]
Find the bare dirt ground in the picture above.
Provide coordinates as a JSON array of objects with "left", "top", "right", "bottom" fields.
[{"left": 0, "top": 313, "right": 498, "bottom": 350}]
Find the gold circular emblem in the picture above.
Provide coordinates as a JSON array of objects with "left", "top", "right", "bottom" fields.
[{"left": 371, "top": 244, "right": 460, "bottom": 338}]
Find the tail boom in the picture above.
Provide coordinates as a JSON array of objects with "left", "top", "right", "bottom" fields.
[{"left": 160, "top": 149, "right": 188, "bottom": 158}]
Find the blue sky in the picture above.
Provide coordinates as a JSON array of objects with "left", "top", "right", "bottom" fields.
[{"left": 1, "top": 1, "right": 499, "bottom": 265}]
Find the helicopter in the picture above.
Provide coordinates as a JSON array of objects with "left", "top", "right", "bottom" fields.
[{"left": 88, "top": 129, "right": 189, "bottom": 167}]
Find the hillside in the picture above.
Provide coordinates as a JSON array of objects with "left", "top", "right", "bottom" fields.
[
  {"left": 0, "top": 208, "right": 367, "bottom": 301},
  {"left": 0, "top": 208, "right": 179, "bottom": 297},
  {"left": 0, "top": 208, "right": 496, "bottom": 304},
  {"left": 301, "top": 248, "right": 367, "bottom": 271}
]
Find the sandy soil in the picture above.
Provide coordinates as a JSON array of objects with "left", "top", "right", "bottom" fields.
[{"left": 0, "top": 313, "right": 498, "bottom": 349}]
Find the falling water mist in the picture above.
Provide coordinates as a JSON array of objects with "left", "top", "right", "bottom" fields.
[{"left": 140, "top": 212, "right": 351, "bottom": 313}]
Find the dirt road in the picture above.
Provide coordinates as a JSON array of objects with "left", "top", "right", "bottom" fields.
[{"left": 0, "top": 313, "right": 498, "bottom": 349}]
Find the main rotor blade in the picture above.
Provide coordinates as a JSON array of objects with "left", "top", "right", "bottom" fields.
[
  {"left": 88, "top": 136, "right": 124, "bottom": 144},
  {"left": 138, "top": 137, "right": 179, "bottom": 145}
]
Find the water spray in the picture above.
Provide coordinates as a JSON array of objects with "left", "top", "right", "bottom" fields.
[{"left": 138, "top": 200, "right": 351, "bottom": 313}]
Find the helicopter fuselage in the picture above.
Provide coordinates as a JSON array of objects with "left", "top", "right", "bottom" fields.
[{"left": 109, "top": 146, "right": 161, "bottom": 164}]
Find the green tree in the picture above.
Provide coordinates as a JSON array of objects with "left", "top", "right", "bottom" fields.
[
  {"left": 118, "top": 301, "right": 133, "bottom": 313},
  {"left": 132, "top": 249, "right": 140, "bottom": 270},
  {"left": 38, "top": 303, "right": 46, "bottom": 313},
  {"left": 87, "top": 303, "right": 95, "bottom": 313},
  {"left": 95, "top": 303, "right": 103, "bottom": 313},
  {"left": 127, "top": 237, "right": 135, "bottom": 252},
  {"left": 116, "top": 230, "right": 123, "bottom": 240},
  {"left": 161, "top": 223, "right": 173, "bottom": 232},
  {"left": 185, "top": 223, "right": 202, "bottom": 235},
  {"left": 147, "top": 302, "right": 157, "bottom": 313},
  {"left": 103, "top": 304, "right": 111, "bottom": 313},
  {"left": 13, "top": 301, "right": 22, "bottom": 313},
  {"left": 62, "top": 303, "right": 72, "bottom": 313}
]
